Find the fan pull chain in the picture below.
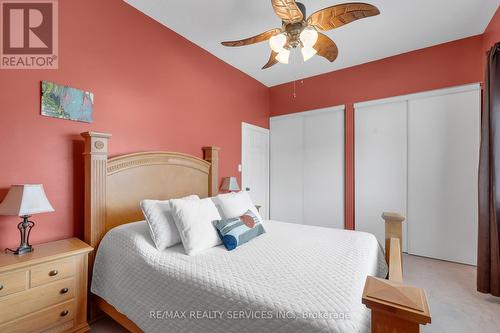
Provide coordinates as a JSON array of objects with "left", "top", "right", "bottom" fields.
[{"left": 292, "top": 80, "right": 304, "bottom": 99}]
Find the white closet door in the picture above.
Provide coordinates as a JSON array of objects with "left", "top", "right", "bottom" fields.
[
  {"left": 270, "top": 116, "right": 304, "bottom": 224},
  {"left": 303, "top": 110, "right": 344, "bottom": 228},
  {"left": 355, "top": 101, "right": 408, "bottom": 251},
  {"left": 270, "top": 106, "right": 345, "bottom": 228},
  {"left": 407, "top": 89, "right": 480, "bottom": 265}
]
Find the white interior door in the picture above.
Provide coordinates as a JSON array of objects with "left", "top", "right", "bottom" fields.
[
  {"left": 355, "top": 101, "right": 408, "bottom": 251},
  {"left": 241, "top": 123, "right": 270, "bottom": 219},
  {"left": 270, "top": 106, "right": 345, "bottom": 228},
  {"left": 407, "top": 89, "right": 480, "bottom": 265}
]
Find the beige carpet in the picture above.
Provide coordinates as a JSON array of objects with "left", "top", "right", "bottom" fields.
[
  {"left": 404, "top": 254, "right": 500, "bottom": 333},
  {"left": 91, "top": 254, "right": 500, "bottom": 333}
]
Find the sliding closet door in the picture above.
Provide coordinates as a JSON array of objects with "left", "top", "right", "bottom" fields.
[
  {"left": 270, "top": 106, "right": 345, "bottom": 228},
  {"left": 355, "top": 101, "right": 408, "bottom": 251},
  {"left": 303, "top": 110, "right": 344, "bottom": 228},
  {"left": 270, "top": 116, "right": 303, "bottom": 224},
  {"left": 407, "top": 89, "right": 480, "bottom": 265}
]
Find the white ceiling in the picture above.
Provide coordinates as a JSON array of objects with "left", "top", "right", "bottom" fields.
[{"left": 124, "top": 0, "right": 499, "bottom": 87}]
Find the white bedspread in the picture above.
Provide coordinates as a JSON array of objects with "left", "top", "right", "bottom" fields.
[{"left": 91, "top": 220, "right": 387, "bottom": 333}]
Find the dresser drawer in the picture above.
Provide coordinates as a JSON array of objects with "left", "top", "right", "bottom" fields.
[
  {"left": 31, "top": 258, "right": 75, "bottom": 287},
  {"left": 0, "top": 299, "right": 75, "bottom": 333},
  {"left": 0, "top": 277, "right": 75, "bottom": 324},
  {"left": 0, "top": 269, "right": 28, "bottom": 297}
]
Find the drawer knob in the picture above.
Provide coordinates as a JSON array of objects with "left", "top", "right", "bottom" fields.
[
  {"left": 60, "top": 310, "right": 69, "bottom": 317},
  {"left": 0, "top": 284, "right": 3, "bottom": 291},
  {"left": 49, "top": 269, "right": 58, "bottom": 277},
  {"left": 60, "top": 287, "right": 69, "bottom": 294}
]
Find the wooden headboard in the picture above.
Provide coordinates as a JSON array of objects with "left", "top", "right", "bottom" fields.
[{"left": 81, "top": 131, "right": 220, "bottom": 265}]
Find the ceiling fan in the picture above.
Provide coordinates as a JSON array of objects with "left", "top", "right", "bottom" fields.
[{"left": 221, "top": 1, "right": 380, "bottom": 69}]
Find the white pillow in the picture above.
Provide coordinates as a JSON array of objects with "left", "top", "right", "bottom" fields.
[
  {"left": 214, "top": 191, "right": 263, "bottom": 221},
  {"left": 140, "top": 195, "right": 199, "bottom": 251},
  {"left": 171, "top": 197, "right": 222, "bottom": 256}
]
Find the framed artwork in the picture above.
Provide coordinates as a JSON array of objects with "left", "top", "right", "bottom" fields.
[{"left": 41, "top": 81, "right": 94, "bottom": 123}]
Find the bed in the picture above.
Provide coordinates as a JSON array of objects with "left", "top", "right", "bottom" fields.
[
  {"left": 81, "top": 131, "right": 431, "bottom": 333},
  {"left": 92, "top": 220, "right": 387, "bottom": 333}
]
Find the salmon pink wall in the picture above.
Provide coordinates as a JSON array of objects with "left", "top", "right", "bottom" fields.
[
  {"left": 0, "top": 0, "right": 269, "bottom": 249},
  {"left": 269, "top": 35, "right": 486, "bottom": 230}
]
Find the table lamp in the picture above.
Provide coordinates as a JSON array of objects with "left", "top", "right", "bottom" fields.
[
  {"left": 221, "top": 177, "right": 240, "bottom": 192},
  {"left": 0, "top": 184, "right": 54, "bottom": 255}
]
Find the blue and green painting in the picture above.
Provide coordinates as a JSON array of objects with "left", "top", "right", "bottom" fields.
[{"left": 41, "top": 81, "right": 94, "bottom": 123}]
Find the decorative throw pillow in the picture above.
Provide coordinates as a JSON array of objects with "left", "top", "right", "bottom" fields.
[
  {"left": 171, "top": 197, "right": 222, "bottom": 256},
  {"left": 140, "top": 195, "right": 199, "bottom": 251},
  {"left": 213, "top": 191, "right": 264, "bottom": 222},
  {"left": 214, "top": 210, "right": 266, "bottom": 251}
]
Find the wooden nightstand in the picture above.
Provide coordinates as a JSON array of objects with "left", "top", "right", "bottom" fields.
[{"left": 0, "top": 238, "right": 93, "bottom": 333}]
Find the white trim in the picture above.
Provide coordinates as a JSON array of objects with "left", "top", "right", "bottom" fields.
[
  {"left": 354, "top": 83, "right": 481, "bottom": 109},
  {"left": 270, "top": 104, "right": 346, "bottom": 121},
  {"left": 405, "top": 99, "right": 409, "bottom": 253}
]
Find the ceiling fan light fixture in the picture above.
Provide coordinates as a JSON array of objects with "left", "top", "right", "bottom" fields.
[
  {"left": 269, "top": 33, "right": 287, "bottom": 53},
  {"left": 299, "top": 27, "right": 318, "bottom": 48},
  {"left": 301, "top": 46, "right": 317, "bottom": 62},
  {"left": 221, "top": 1, "right": 380, "bottom": 70},
  {"left": 276, "top": 49, "right": 290, "bottom": 64}
]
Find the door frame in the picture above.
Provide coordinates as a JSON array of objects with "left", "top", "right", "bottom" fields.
[{"left": 241, "top": 122, "right": 270, "bottom": 219}]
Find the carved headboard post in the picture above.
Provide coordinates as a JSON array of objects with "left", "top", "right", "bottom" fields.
[
  {"left": 81, "top": 132, "right": 111, "bottom": 254},
  {"left": 202, "top": 146, "right": 221, "bottom": 196},
  {"left": 81, "top": 131, "right": 111, "bottom": 320}
]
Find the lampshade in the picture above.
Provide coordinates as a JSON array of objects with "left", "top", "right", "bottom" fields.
[
  {"left": 221, "top": 177, "right": 240, "bottom": 192},
  {"left": 0, "top": 184, "right": 54, "bottom": 217}
]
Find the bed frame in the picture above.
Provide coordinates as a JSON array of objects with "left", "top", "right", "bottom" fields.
[{"left": 81, "top": 131, "right": 431, "bottom": 333}]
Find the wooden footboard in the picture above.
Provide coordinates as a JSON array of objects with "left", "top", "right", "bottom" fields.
[{"left": 362, "top": 213, "right": 431, "bottom": 333}]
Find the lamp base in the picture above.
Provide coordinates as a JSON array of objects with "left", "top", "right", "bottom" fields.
[
  {"left": 5, "top": 245, "right": 33, "bottom": 255},
  {"left": 4, "top": 216, "right": 35, "bottom": 256}
]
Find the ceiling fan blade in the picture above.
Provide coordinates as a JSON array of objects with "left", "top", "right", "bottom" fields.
[
  {"left": 221, "top": 28, "right": 282, "bottom": 47},
  {"left": 314, "top": 33, "right": 339, "bottom": 62},
  {"left": 271, "top": 0, "right": 304, "bottom": 23},
  {"left": 262, "top": 51, "right": 279, "bottom": 69},
  {"left": 307, "top": 2, "right": 380, "bottom": 31}
]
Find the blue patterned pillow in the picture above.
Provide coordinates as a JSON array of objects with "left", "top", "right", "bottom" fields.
[{"left": 213, "top": 210, "right": 265, "bottom": 251}]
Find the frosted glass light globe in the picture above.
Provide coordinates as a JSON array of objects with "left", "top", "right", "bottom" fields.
[
  {"left": 299, "top": 27, "right": 318, "bottom": 48},
  {"left": 301, "top": 46, "right": 317, "bottom": 61},
  {"left": 269, "top": 33, "right": 287, "bottom": 53},
  {"left": 275, "top": 49, "right": 290, "bottom": 64}
]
